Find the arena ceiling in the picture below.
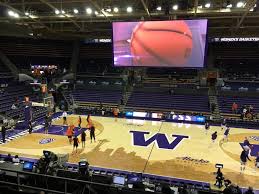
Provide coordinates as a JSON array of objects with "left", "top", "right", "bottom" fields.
[{"left": 0, "top": 0, "right": 259, "bottom": 39}]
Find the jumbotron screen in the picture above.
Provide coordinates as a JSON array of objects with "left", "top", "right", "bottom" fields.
[{"left": 112, "top": 20, "right": 207, "bottom": 67}]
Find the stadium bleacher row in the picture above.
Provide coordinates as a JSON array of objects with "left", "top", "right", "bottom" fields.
[
  {"left": 126, "top": 91, "right": 209, "bottom": 113},
  {"left": 0, "top": 83, "right": 47, "bottom": 121}
]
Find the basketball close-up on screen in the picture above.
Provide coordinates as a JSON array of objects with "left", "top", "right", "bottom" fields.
[{"left": 113, "top": 20, "right": 207, "bottom": 67}]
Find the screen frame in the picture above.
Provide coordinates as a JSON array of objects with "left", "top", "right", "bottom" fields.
[{"left": 112, "top": 19, "right": 208, "bottom": 69}]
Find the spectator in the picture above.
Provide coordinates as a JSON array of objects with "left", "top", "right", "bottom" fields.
[
  {"left": 223, "top": 184, "right": 242, "bottom": 194},
  {"left": 232, "top": 102, "right": 238, "bottom": 114},
  {"left": 161, "top": 184, "right": 172, "bottom": 194},
  {"left": 243, "top": 107, "right": 247, "bottom": 116},
  {"left": 1, "top": 125, "right": 6, "bottom": 143},
  {"left": 244, "top": 187, "right": 255, "bottom": 194},
  {"left": 12, "top": 155, "right": 20, "bottom": 163},
  {"left": 4, "top": 153, "right": 12, "bottom": 162}
]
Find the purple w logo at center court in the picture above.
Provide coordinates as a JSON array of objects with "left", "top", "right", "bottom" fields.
[{"left": 129, "top": 130, "right": 189, "bottom": 150}]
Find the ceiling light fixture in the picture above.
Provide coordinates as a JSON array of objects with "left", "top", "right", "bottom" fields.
[
  {"left": 86, "top": 7, "right": 92, "bottom": 15},
  {"left": 55, "top": 9, "right": 60, "bottom": 14},
  {"left": 126, "top": 6, "right": 133, "bottom": 13}
]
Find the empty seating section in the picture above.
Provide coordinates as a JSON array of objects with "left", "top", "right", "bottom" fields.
[
  {"left": 63, "top": 92, "right": 73, "bottom": 107},
  {"left": 72, "top": 89, "right": 122, "bottom": 106},
  {"left": 146, "top": 68, "right": 198, "bottom": 79},
  {"left": 78, "top": 43, "right": 116, "bottom": 75},
  {"left": 218, "top": 96, "right": 259, "bottom": 114},
  {"left": 0, "top": 37, "right": 72, "bottom": 69},
  {"left": 0, "top": 61, "right": 13, "bottom": 80},
  {"left": 0, "top": 84, "right": 31, "bottom": 115},
  {"left": 0, "top": 61, "right": 9, "bottom": 73},
  {"left": 212, "top": 42, "right": 259, "bottom": 60},
  {"left": 222, "top": 81, "right": 259, "bottom": 91},
  {"left": 32, "top": 106, "right": 48, "bottom": 121},
  {"left": 79, "top": 43, "right": 112, "bottom": 59},
  {"left": 126, "top": 91, "right": 209, "bottom": 113},
  {"left": 0, "top": 83, "right": 47, "bottom": 120},
  {"left": 224, "top": 73, "right": 259, "bottom": 81}
]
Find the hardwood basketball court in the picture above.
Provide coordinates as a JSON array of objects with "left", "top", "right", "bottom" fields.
[{"left": 0, "top": 115, "right": 258, "bottom": 189}]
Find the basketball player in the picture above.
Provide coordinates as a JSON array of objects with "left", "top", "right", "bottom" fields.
[
  {"left": 81, "top": 130, "right": 86, "bottom": 148},
  {"left": 240, "top": 149, "right": 251, "bottom": 173},
  {"left": 255, "top": 152, "right": 259, "bottom": 170},
  {"left": 221, "top": 118, "right": 226, "bottom": 130},
  {"left": 62, "top": 111, "right": 68, "bottom": 125},
  {"left": 113, "top": 107, "right": 119, "bottom": 122},
  {"left": 223, "top": 126, "right": 230, "bottom": 142},
  {"left": 66, "top": 125, "right": 74, "bottom": 144},
  {"left": 44, "top": 115, "right": 49, "bottom": 134},
  {"left": 243, "top": 137, "right": 253, "bottom": 156},
  {"left": 78, "top": 116, "right": 82, "bottom": 129},
  {"left": 48, "top": 112, "right": 52, "bottom": 126},
  {"left": 86, "top": 114, "right": 92, "bottom": 129},
  {"left": 1, "top": 124, "right": 6, "bottom": 143},
  {"left": 73, "top": 135, "right": 79, "bottom": 153},
  {"left": 205, "top": 121, "right": 210, "bottom": 135},
  {"left": 90, "top": 126, "right": 96, "bottom": 143},
  {"left": 211, "top": 131, "right": 217, "bottom": 143},
  {"left": 28, "top": 120, "right": 33, "bottom": 134}
]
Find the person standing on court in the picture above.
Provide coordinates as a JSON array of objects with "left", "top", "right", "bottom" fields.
[
  {"left": 73, "top": 135, "right": 79, "bottom": 153},
  {"left": 221, "top": 118, "right": 226, "bottom": 130},
  {"left": 113, "top": 107, "right": 119, "bottom": 122},
  {"left": 205, "top": 121, "right": 210, "bottom": 135},
  {"left": 240, "top": 149, "right": 251, "bottom": 173},
  {"left": 86, "top": 114, "right": 92, "bottom": 129},
  {"left": 44, "top": 114, "right": 49, "bottom": 134},
  {"left": 62, "top": 111, "right": 68, "bottom": 125},
  {"left": 1, "top": 124, "right": 6, "bottom": 143},
  {"left": 66, "top": 125, "right": 74, "bottom": 144},
  {"left": 211, "top": 131, "right": 217, "bottom": 143},
  {"left": 255, "top": 152, "right": 259, "bottom": 170},
  {"left": 90, "top": 126, "right": 96, "bottom": 143},
  {"left": 223, "top": 126, "right": 230, "bottom": 142},
  {"left": 78, "top": 116, "right": 82, "bottom": 129},
  {"left": 28, "top": 120, "right": 33, "bottom": 134},
  {"left": 81, "top": 130, "right": 86, "bottom": 148}
]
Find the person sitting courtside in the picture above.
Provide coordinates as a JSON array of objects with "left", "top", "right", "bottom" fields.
[
  {"left": 12, "top": 155, "right": 20, "bottom": 163},
  {"left": 4, "top": 153, "right": 12, "bottom": 162}
]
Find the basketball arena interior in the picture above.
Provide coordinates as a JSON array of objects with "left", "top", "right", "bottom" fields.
[{"left": 0, "top": 0, "right": 259, "bottom": 194}]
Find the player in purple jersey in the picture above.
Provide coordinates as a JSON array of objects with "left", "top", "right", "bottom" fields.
[{"left": 223, "top": 126, "right": 230, "bottom": 142}]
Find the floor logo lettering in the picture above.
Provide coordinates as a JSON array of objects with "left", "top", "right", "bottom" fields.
[
  {"left": 39, "top": 138, "right": 55, "bottom": 144},
  {"left": 130, "top": 130, "right": 189, "bottom": 150}
]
